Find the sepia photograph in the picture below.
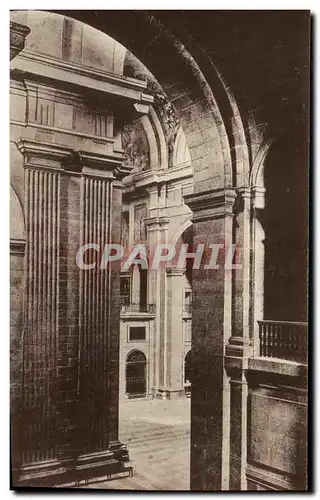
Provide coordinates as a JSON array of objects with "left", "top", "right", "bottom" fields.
[{"left": 9, "top": 9, "right": 310, "bottom": 491}]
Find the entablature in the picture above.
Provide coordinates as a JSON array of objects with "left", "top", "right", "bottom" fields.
[
  {"left": 11, "top": 50, "right": 153, "bottom": 106},
  {"left": 121, "top": 161, "right": 193, "bottom": 193},
  {"left": 16, "top": 137, "right": 124, "bottom": 179}
]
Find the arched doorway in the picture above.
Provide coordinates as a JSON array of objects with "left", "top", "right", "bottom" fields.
[
  {"left": 184, "top": 351, "right": 192, "bottom": 397},
  {"left": 126, "top": 350, "right": 147, "bottom": 399}
]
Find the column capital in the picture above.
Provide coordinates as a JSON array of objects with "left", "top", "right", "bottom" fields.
[
  {"left": 236, "top": 186, "right": 252, "bottom": 199},
  {"left": 232, "top": 187, "right": 253, "bottom": 216},
  {"left": 17, "top": 137, "right": 73, "bottom": 168},
  {"left": 17, "top": 138, "right": 124, "bottom": 178},
  {"left": 159, "top": 216, "right": 170, "bottom": 228},
  {"left": 145, "top": 216, "right": 160, "bottom": 230},
  {"left": 252, "top": 186, "right": 266, "bottom": 194},
  {"left": 146, "top": 184, "right": 159, "bottom": 195},
  {"left": 184, "top": 187, "right": 237, "bottom": 222},
  {"left": 78, "top": 151, "right": 124, "bottom": 179},
  {"left": 252, "top": 186, "right": 266, "bottom": 210},
  {"left": 10, "top": 21, "right": 30, "bottom": 60}
]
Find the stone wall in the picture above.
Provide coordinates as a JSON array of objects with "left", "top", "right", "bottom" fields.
[{"left": 246, "top": 359, "right": 308, "bottom": 491}]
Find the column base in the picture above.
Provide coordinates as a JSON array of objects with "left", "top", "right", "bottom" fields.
[
  {"left": 156, "top": 389, "right": 185, "bottom": 400},
  {"left": 14, "top": 442, "right": 130, "bottom": 487},
  {"left": 124, "top": 393, "right": 153, "bottom": 401},
  {"left": 14, "top": 459, "right": 66, "bottom": 488}
]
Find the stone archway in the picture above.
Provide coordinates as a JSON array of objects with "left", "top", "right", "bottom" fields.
[
  {"left": 11, "top": 10, "right": 253, "bottom": 491},
  {"left": 250, "top": 123, "right": 308, "bottom": 333},
  {"left": 10, "top": 10, "right": 310, "bottom": 491},
  {"left": 53, "top": 10, "right": 250, "bottom": 193}
]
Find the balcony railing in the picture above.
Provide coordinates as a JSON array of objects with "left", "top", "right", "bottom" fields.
[
  {"left": 258, "top": 320, "right": 308, "bottom": 363},
  {"left": 121, "top": 303, "right": 156, "bottom": 314}
]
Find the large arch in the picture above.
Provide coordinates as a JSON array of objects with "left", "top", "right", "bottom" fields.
[
  {"left": 251, "top": 124, "right": 308, "bottom": 324},
  {"left": 52, "top": 10, "right": 250, "bottom": 193},
  {"left": 16, "top": 10, "right": 252, "bottom": 491},
  {"left": 10, "top": 10, "right": 309, "bottom": 492},
  {"left": 10, "top": 10, "right": 281, "bottom": 492}
]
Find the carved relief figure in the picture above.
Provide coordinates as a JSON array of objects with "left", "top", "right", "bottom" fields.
[
  {"left": 134, "top": 204, "right": 147, "bottom": 241},
  {"left": 122, "top": 121, "right": 150, "bottom": 172},
  {"left": 121, "top": 211, "right": 130, "bottom": 248}
]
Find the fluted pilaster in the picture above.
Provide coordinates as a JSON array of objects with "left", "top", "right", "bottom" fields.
[
  {"left": 79, "top": 176, "right": 111, "bottom": 452},
  {"left": 23, "top": 167, "right": 60, "bottom": 465}
]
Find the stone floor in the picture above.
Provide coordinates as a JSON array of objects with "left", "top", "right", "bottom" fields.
[{"left": 84, "top": 397, "right": 191, "bottom": 490}]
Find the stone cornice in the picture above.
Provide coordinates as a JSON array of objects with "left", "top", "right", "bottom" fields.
[
  {"left": 11, "top": 121, "right": 115, "bottom": 146},
  {"left": 122, "top": 171, "right": 157, "bottom": 191},
  {"left": 77, "top": 151, "right": 124, "bottom": 173},
  {"left": 144, "top": 216, "right": 160, "bottom": 229},
  {"left": 159, "top": 216, "right": 170, "bottom": 227},
  {"left": 236, "top": 186, "right": 252, "bottom": 199},
  {"left": 145, "top": 215, "right": 169, "bottom": 229},
  {"left": 122, "top": 163, "right": 193, "bottom": 192},
  {"left": 184, "top": 187, "right": 237, "bottom": 222},
  {"left": 225, "top": 354, "right": 308, "bottom": 381},
  {"left": 11, "top": 50, "right": 154, "bottom": 105},
  {"left": 16, "top": 138, "right": 124, "bottom": 176},
  {"left": 248, "top": 357, "right": 308, "bottom": 378},
  {"left": 16, "top": 138, "right": 74, "bottom": 163},
  {"left": 136, "top": 163, "right": 192, "bottom": 185},
  {"left": 10, "top": 22, "right": 30, "bottom": 61},
  {"left": 114, "top": 164, "right": 134, "bottom": 181},
  {"left": 120, "top": 311, "right": 156, "bottom": 321}
]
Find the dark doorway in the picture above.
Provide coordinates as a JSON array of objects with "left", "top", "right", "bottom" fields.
[
  {"left": 184, "top": 350, "right": 192, "bottom": 397},
  {"left": 139, "top": 267, "right": 148, "bottom": 310},
  {"left": 126, "top": 350, "right": 147, "bottom": 398}
]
